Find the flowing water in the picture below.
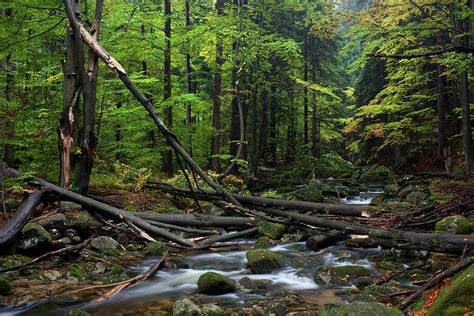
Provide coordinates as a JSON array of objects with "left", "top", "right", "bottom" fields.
[{"left": 1, "top": 190, "right": 394, "bottom": 315}]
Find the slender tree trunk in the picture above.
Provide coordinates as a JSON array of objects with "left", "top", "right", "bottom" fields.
[
  {"left": 59, "top": 0, "right": 80, "bottom": 188},
  {"left": 303, "top": 57, "right": 309, "bottom": 154},
  {"left": 311, "top": 63, "right": 317, "bottom": 158},
  {"left": 248, "top": 61, "right": 259, "bottom": 178},
  {"left": 4, "top": 52, "right": 15, "bottom": 168},
  {"left": 254, "top": 90, "right": 267, "bottom": 175},
  {"left": 162, "top": 0, "right": 173, "bottom": 175},
  {"left": 460, "top": 2, "right": 474, "bottom": 174},
  {"left": 268, "top": 85, "right": 277, "bottom": 166},
  {"left": 115, "top": 101, "right": 122, "bottom": 161},
  {"left": 209, "top": 0, "right": 225, "bottom": 171},
  {"left": 286, "top": 90, "right": 296, "bottom": 163},
  {"left": 185, "top": 0, "right": 194, "bottom": 157}
]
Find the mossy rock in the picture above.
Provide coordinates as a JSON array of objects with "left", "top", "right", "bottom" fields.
[
  {"left": 293, "top": 180, "right": 325, "bottom": 202},
  {"left": 254, "top": 236, "right": 273, "bottom": 249},
  {"left": 246, "top": 249, "right": 283, "bottom": 274},
  {"left": 64, "top": 310, "right": 90, "bottom": 316},
  {"left": 425, "top": 264, "right": 474, "bottom": 316},
  {"left": 382, "top": 184, "right": 399, "bottom": 199},
  {"left": 313, "top": 266, "right": 371, "bottom": 286},
  {"left": 201, "top": 303, "right": 224, "bottom": 316},
  {"left": 103, "top": 273, "right": 129, "bottom": 284},
  {"left": 145, "top": 242, "right": 168, "bottom": 255},
  {"left": 65, "top": 210, "right": 99, "bottom": 230},
  {"left": 239, "top": 277, "right": 272, "bottom": 290},
  {"left": 110, "top": 265, "right": 126, "bottom": 275},
  {"left": 67, "top": 264, "right": 88, "bottom": 280},
  {"left": 257, "top": 220, "right": 287, "bottom": 240},
  {"left": 0, "top": 277, "right": 11, "bottom": 295},
  {"left": 435, "top": 216, "right": 471, "bottom": 234},
  {"left": 18, "top": 223, "right": 52, "bottom": 251},
  {"left": 318, "top": 301, "right": 403, "bottom": 316},
  {"left": 197, "top": 272, "right": 236, "bottom": 295},
  {"left": 173, "top": 298, "right": 202, "bottom": 316}
]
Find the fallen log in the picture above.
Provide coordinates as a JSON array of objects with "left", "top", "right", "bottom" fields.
[
  {"left": 306, "top": 230, "right": 347, "bottom": 251},
  {"left": 148, "top": 181, "right": 368, "bottom": 217},
  {"left": 399, "top": 256, "right": 474, "bottom": 310},
  {"left": 200, "top": 227, "right": 258, "bottom": 246},
  {"left": 5, "top": 168, "right": 194, "bottom": 247},
  {"left": 253, "top": 207, "right": 474, "bottom": 255},
  {"left": 0, "top": 189, "right": 47, "bottom": 247},
  {"left": 133, "top": 212, "right": 256, "bottom": 228}
]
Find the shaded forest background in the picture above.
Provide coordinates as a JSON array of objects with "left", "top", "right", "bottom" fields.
[{"left": 1, "top": 0, "right": 473, "bottom": 193}]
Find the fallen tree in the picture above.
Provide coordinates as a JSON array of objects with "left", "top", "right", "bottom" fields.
[
  {"left": 0, "top": 189, "right": 47, "bottom": 247},
  {"left": 5, "top": 168, "right": 195, "bottom": 247},
  {"left": 147, "top": 181, "right": 369, "bottom": 217},
  {"left": 244, "top": 206, "right": 473, "bottom": 254},
  {"left": 133, "top": 212, "right": 256, "bottom": 228}
]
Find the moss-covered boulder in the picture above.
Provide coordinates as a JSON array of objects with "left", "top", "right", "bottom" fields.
[
  {"left": 313, "top": 266, "right": 371, "bottom": 286},
  {"left": 239, "top": 277, "right": 272, "bottom": 290},
  {"left": 65, "top": 210, "right": 99, "bottom": 231},
  {"left": 435, "top": 216, "right": 471, "bottom": 234},
  {"left": 318, "top": 301, "right": 403, "bottom": 316},
  {"left": 253, "top": 236, "right": 273, "bottom": 249},
  {"left": 18, "top": 222, "right": 52, "bottom": 251},
  {"left": 405, "top": 191, "right": 429, "bottom": 204},
  {"left": 0, "top": 277, "right": 11, "bottom": 295},
  {"left": 293, "top": 180, "right": 325, "bottom": 203},
  {"left": 246, "top": 249, "right": 283, "bottom": 274},
  {"left": 382, "top": 184, "right": 399, "bottom": 199},
  {"left": 197, "top": 272, "right": 236, "bottom": 295},
  {"left": 257, "top": 221, "right": 287, "bottom": 240},
  {"left": 425, "top": 264, "right": 474, "bottom": 316},
  {"left": 173, "top": 298, "right": 202, "bottom": 316},
  {"left": 90, "top": 236, "right": 119, "bottom": 252}
]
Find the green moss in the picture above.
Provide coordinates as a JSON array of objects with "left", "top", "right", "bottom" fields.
[
  {"left": 246, "top": 249, "right": 284, "bottom": 274},
  {"left": 254, "top": 236, "right": 272, "bottom": 249},
  {"left": 103, "top": 273, "right": 129, "bottom": 284},
  {"left": 426, "top": 264, "right": 474, "bottom": 316},
  {"left": 435, "top": 216, "right": 471, "bottom": 234},
  {"left": 197, "top": 272, "right": 236, "bottom": 295},
  {"left": 67, "top": 264, "right": 87, "bottom": 280},
  {"left": 313, "top": 266, "right": 371, "bottom": 286},
  {"left": 411, "top": 298, "right": 426, "bottom": 311},
  {"left": 145, "top": 242, "right": 168, "bottom": 255},
  {"left": 257, "top": 221, "right": 287, "bottom": 240},
  {"left": 111, "top": 265, "right": 126, "bottom": 275},
  {"left": 318, "top": 301, "right": 403, "bottom": 316},
  {"left": 0, "top": 277, "right": 11, "bottom": 295}
]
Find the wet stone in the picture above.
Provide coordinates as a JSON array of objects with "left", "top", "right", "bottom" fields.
[
  {"left": 246, "top": 249, "right": 284, "bottom": 274},
  {"left": 90, "top": 236, "right": 119, "bottom": 252},
  {"left": 197, "top": 272, "right": 236, "bottom": 295},
  {"left": 173, "top": 298, "right": 202, "bottom": 316}
]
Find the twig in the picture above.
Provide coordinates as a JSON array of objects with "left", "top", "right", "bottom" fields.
[
  {"left": 0, "top": 235, "right": 94, "bottom": 273},
  {"left": 399, "top": 256, "right": 474, "bottom": 310}
]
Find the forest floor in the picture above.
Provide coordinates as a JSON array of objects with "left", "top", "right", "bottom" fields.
[{"left": 0, "top": 171, "right": 473, "bottom": 315}]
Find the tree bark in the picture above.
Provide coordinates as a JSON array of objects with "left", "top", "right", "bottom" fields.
[
  {"left": 185, "top": 0, "right": 193, "bottom": 157},
  {"left": 75, "top": 0, "right": 102, "bottom": 194},
  {"left": 134, "top": 212, "right": 256, "bottom": 227},
  {"left": 162, "top": 0, "right": 173, "bottom": 175},
  {"left": 209, "top": 0, "right": 225, "bottom": 172}
]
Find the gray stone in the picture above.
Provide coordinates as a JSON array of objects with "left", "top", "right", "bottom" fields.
[
  {"left": 173, "top": 298, "right": 202, "bottom": 316},
  {"left": 313, "top": 266, "right": 372, "bottom": 286},
  {"left": 90, "top": 236, "right": 119, "bottom": 252},
  {"left": 246, "top": 249, "right": 284, "bottom": 274},
  {"left": 435, "top": 216, "right": 471, "bottom": 234},
  {"left": 383, "top": 184, "right": 399, "bottom": 198},
  {"left": 405, "top": 191, "right": 428, "bottom": 204},
  {"left": 318, "top": 301, "right": 403, "bottom": 316},
  {"left": 37, "top": 213, "right": 67, "bottom": 230},
  {"left": 18, "top": 223, "right": 52, "bottom": 251}
]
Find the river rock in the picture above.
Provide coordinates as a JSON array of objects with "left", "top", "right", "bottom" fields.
[
  {"left": 383, "top": 184, "right": 399, "bottom": 199},
  {"left": 254, "top": 236, "right": 273, "bottom": 249},
  {"left": 405, "top": 190, "right": 428, "bottom": 204},
  {"left": 90, "top": 236, "right": 119, "bottom": 252},
  {"left": 197, "top": 272, "right": 236, "bottom": 295},
  {"left": 0, "top": 277, "right": 11, "bottom": 295},
  {"left": 435, "top": 215, "right": 471, "bottom": 234},
  {"left": 201, "top": 303, "right": 224, "bottom": 316},
  {"left": 319, "top": 301, "right": 403, "bottom": 316},
  {"left": 239, "top": 276, "right": 272, "bottom": 289},
  {"left": 65, "top": 210, "right": 99, "bottom": 231},
  {"left": 424, "top": 263, "right": 474, "bottom": 315},
  {"left": 293, "top": 180, "right": 324, "bottom": 202},
  {"left": 257, "top": 220, "right": 287, "bottom": 240},
  {"left": 18, "top": 222, "right": 52, "bottom": 251},
  {"left": 246, "top": 249, "right": 284, "bottom": 274},
  {"left": 313, "top": 265, "right": 371, "bottom": 286},
  {"left": 37, "top": 213, "right": 67, "bottom": 231},
  {"left": 173, "top": 298, "right": 202, "bottom": 316}
]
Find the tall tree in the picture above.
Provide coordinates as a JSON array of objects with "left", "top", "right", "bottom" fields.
[{"left": 162, "top": 0, "right": 173, "bottom": 175}]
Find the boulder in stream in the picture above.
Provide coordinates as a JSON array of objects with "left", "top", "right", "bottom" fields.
[
  {"left": 313, "top": 265, "right": 372, "bottom": 286},
  {"left": 435, "top": 215, "right": 471, "bottom": 234},
  {"left": 173, "top": 298, "right": 202, "bottom": 316},
  {"left": 201, "top": 303, "right": 224, "bottom": 316},
  {"left": 90, "top": 236, "right": 119, "bottom": 253},
  {"left": 18, "top": 222, "right": 52, "bottom": 251},
  {"left": 318, "top": 301, "right": 403, "bottom": 316},
  {"left": 197, "top": 272, "right": 236, "bottom": 295},
  {"left": 246, "top": 249, "right": 284, "bottom": 274}
]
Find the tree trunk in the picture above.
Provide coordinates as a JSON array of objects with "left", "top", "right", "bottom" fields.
[
  {"left": 4, "top": 52, "right": 15, "bottom": 168},
  {"left": 303, "top": 60, "right": 309, "bottom": 154},
  {"left": 75, "top": 0, "right": 103, "bottom": 194},
  {"left": 254, "top": 90, "right": 268, "bottom": 174},
  {"left": 209, "top": 0, "right": 225, "bottom": 172},
  {"left": 248, "top": 60, "right": 259, "bottom": 179},
  {"left": 268, "top": 85, "right": 277, "bottom": 166},
  {"left": 185, "top": 0, "right": 193, "bottom": 157},
  {"left": 311, "top": 62, "right": 318, "bottom": 157},
  {"left": 162, "top": 0, "right": 173, "bottom": 175}
]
